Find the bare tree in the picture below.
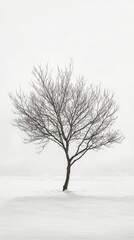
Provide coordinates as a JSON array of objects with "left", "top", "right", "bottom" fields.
[{"left": 10, "top": 64, "right": 124, "bottom": 191}]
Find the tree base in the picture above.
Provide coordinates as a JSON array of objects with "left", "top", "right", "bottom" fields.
[{"left": 62, "top": 165, "right": 71, "bottom": 191}]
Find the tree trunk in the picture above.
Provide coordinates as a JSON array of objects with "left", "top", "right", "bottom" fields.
[{"left": 62, "top": 164, "right": 71, "bottom": 191}]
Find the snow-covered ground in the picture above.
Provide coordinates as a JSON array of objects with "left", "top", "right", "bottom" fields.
[{"left": 0, "top": 176, "right": 134, "bottom": 239}]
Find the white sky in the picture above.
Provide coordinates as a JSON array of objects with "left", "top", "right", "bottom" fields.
[{"left": 0, "top": 0, "right": 134, "bottom": 176}]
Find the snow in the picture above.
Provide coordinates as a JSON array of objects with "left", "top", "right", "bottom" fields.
[{"left": 0, "top": 176, "right": 134, "bottom": 239}]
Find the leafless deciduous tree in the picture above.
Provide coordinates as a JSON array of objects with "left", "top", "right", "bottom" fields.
[{"left": 10, "top": 64, "right": 124, "bottom": 191}]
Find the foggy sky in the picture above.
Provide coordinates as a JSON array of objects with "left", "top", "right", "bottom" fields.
[{"left": 0, "top": 0, "right": 134, "bottom": 176}]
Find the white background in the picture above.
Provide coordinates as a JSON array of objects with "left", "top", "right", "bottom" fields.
[{"left": 0, "top": 0, "right": 134, "bottom": 176}]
